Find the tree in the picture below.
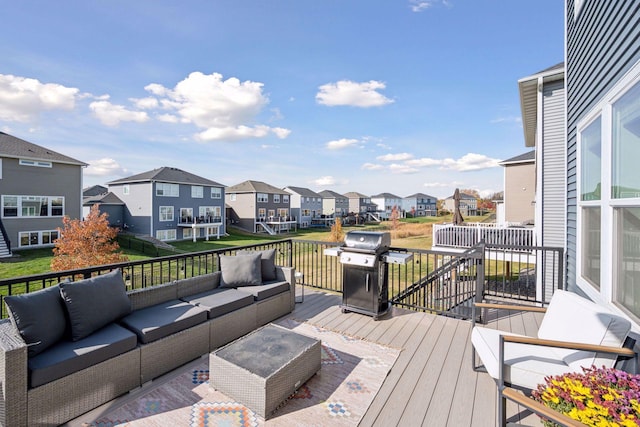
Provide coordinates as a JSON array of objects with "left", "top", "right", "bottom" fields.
[
  {"left": 328, "top": 217, "right": 345, "bottom": 242},
  {"left": 390, "top": 205, "right": 400, "bottom": 230},
  {"left": 51, "top": 204, "right": 128, "bottom": 271}
]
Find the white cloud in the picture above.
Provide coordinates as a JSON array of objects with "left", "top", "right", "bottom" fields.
[
  {"left": 490, "top": 116, "right": 521, "bottom": 124},
  {"left": 0, "top": 74, "right": 79, "bottom": 122},
  {"left": 410, "top": 0, "right": 451, "bottom": 12},
  {"left": 157, "top": 113, "right": 179, "bottom": 123},
  {"left": 423, "top": 181, "right": 463, "bottom": 188},
  {"left": 85, "top": 158, "right": 128, "bottom": 176},
  {"left": 327, "top": 138, "right": 359, "bottom": 150},
  {"left": 312, "top": 176, "right": 336, "bottom": 186},
  {"left": 362, "top": 163, "right": 384, "bottom": 171},
  {"left": 389, "top": 163, "right": 419, "bottom": 174},
  {"left": 131, "top": 97, "right": 159, "bottom": 109},
  {"left": 405, "top": 153, "right": 500, "bottom": 171},
  {"left": 377, "top": 152, "right": 413, "bottom": 162},
  {"left": 316, "top": 80, "right": 394, "bottom": 107},
  {"left": 89, "top": 100, "right": 149, "bottom": 126},
  {"left": 146, "top": 71, "right": 290, "bottom": 142}
]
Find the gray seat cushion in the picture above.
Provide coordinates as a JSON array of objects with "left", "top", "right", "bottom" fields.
[
  {"left": 28, "top": 323, "right": 137, "bottom": 388},
  {"left": 236, "top": 281, "right": 290, "bottom": 301},
  {"left": 4, "top": 284, "right": 68, "bottom": 357},
  {"left": 119, "top": 300, "right": 208, "bottom": 344},
  {"left": 59, "top": 269, "right": 132, "bottom": 341},
  {"left": 182, "top": 288, "right": 254, "bottom": 319}
]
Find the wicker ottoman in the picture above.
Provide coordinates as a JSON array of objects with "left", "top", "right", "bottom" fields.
[{"left": 210, "top": 323, "right": 321, "bottom": 418}]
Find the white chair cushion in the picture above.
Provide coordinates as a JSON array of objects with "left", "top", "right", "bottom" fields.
[
  {"left": 537, "top": 290, "right": 631, "bottom": 370},
  {"left": 471, "top": 326, "right": 579, "bottom": 389}
]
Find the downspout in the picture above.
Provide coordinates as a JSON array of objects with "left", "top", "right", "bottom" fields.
[{"left": 150, "top": 180, "right": 154, "bottom": 237}]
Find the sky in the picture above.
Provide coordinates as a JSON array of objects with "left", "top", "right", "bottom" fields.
[{"left": 0, "top": 0, "right": 564, "bottom": 199}]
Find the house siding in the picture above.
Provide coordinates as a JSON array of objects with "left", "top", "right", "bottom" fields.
[
  {"left": 503, "top": 162, "right": 535, "bottom": 223},
  {"left": 566, "top": 0, "right": 640, "bottom": 293},
  {"left": 0, "top": 158, "right": 83, "bottom": 248},
  {"left": 109, "top": 182, "right": 153, "bottom": 235}
]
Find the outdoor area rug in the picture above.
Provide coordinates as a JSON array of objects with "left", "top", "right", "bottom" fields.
[{"left": 82, "top": 319, "right": 400, "bottom": 427}]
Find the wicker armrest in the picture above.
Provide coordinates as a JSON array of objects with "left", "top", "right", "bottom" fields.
[
  {"left": 0, "top": 319, "right": 29, "bottom": 426},
  {"left": 276, "top": 266, "right": 296, "bottom": 310},
  {"left": 501, "top": 386, "right": 584, "bottom": 427},
  {"left": 502, "top": 334, "right": 637, "bottom": 357}
]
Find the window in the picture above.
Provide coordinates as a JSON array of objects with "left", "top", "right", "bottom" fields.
[
  {"left": 268, "top": 209, "right": 275, "bottom": 218},
  {"left": 123, "top": 185, "right": 130, "bottom": 195},
  {"left": 1, "top": 195, "right": 64, "bottom": 218},
  {"left": 278, "top": 208, "right": 288, "bottom": 218},
  {"left": 257, "top": 193, "right": 268, "bottom": 203},
  {"left": 211, "top": 187, "right": 222, "bottom": 199},
  {"left": 156, "top": 229, "right": 176, "bottom": 241},
  {"left": 302, "top": 209, "right": 311, "bottom": 216},
  {"left": 229, "top": 193, "right": 236, "bottom": 201},
  {"left": 183, "top": 228, "right": 193, "bottom": 240},
  {"left": 19, "top": 159, "right": 52, "bottom": 168},
  {"left": 274, "top": 194, "right": 280, "bottom": 203},
  {"left": 156, "top": 183, "right": 179, "bottom": 197},
  {"left": 283, "top": 195, "right": 289, "bottom": 203},
  {"left": 258, "top": 208, "right": 266, "bottom": 219},
  {"left": 576, "top": 63, "right": 640, "bottom": 321},
  {"left": 159, "top": 206, "right": 174, "bottom": 221},
  {"left": 199, "top": 206, "right": 221, "bottom": 221},
  {"left": 180, "top": 208, "right": 193, "bottom": 223},
  {"left": 191, "top": 186, "right": 203, "bottom": 198},
  {"left": 18, "top": 230, "right": 58, "bottom": 247}
]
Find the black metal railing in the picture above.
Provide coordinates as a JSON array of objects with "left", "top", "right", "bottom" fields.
[{"left": 0, "top": 239, "right": 564, "bottom": 320}]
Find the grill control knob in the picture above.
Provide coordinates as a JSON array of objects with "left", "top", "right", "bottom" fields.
[{"left": 364, "top": 259, "right": 369, "bottom": 264}]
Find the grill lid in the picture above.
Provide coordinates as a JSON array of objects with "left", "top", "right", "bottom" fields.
[{"left": 344, "top": 231, "right": 391, "bottom": 252}]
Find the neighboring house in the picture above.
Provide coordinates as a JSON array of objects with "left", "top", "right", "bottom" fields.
[
  {"left": 518, "top": 63, "right": 566, "bottom": 254},
  {"left": 82, "top": 191, "right": 125, "bottom": 228},
  {"left": 283, "top": 186, "right": 323, "bottom": 228},
  {"left": 565, "top": 1, "right": 640, "bottom": 327},
  {"left": 83, "top": 185, "right": 107, "bottom": 197},
  {"left": 107, "top": 167, "right": 225, "bottom": 242},
  {"left": 319, "top": 190, "right": 350, "bottom": 218},
  {"left": 402, "top": 193, "right": 438, "bottom": 217},
  {"left": 0, "top": 132, "right": 87, "bottom": 254},
  {"left": 344, "top": 191, "right": 378, "bottom": 218},
  {"left": 498, "top": 150, "right": 536, "bottom": 225},
  {"left": 225, "top": 180, "right": 293, "bottom": 234},
  {"left": 442, "top": 192, "right": 478, "bottom": 216},
  {"left": 371, "top": 192, "right": 403, "bottom": 220}
]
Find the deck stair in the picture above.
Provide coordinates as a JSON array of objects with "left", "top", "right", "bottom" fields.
[
  {"left": 0, "top": 233, "right": 11, "bottom": 258},
  {"left": 256, "top": 222, "right": 276, "bottom": 235}
]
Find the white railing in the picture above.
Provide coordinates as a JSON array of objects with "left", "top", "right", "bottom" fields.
[{"left": 433, "top": 223, "right": 536, "bottom": 249}]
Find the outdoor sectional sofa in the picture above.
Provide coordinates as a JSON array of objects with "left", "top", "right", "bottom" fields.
[{"left": 0, "top": 249, "right": 295, "bottom": 427}]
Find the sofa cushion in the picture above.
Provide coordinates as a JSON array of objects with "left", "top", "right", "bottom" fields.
[
  {"left": 28, "top": 323, "right": 137, "bottom": 388},
  {"left": 119, "top": 300, "right": 208, "bottom": 344},
  {"left": 176, "top": 272, "right": 220, "bottom": 299},
  {"left": 59, "top": 269, "right": 132, "bottom": 341},
  {"left": 219, "top": 253, "right": 262, "bottom": 287},
  {"left": 236, "top": 249, "right": 277, "bottom": 281},
  {"left": 235, "top": 281, "right": 290, "bottom": 301},
  {"left": 4, "top": 285, "right": 68, "bottom": 357},
  {"left": 182, "top": 288, "right": 254, "bottom": 318}
]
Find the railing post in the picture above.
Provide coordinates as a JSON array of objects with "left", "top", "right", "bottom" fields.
[{"left": 475, "top": 241, "right": 485, "bottom": 305}]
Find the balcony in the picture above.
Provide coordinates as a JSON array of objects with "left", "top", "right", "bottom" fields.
[
  {"left": 1, "top": 240, "right": 565, "bottom": 426},
  {"left": 433, "top": 222, "right": 536, "bottom": 250}
]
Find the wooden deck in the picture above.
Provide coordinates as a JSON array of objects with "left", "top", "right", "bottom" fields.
[
  {"left": 67, "top": 286, "right": 546, "bottom": 426},
  {"left": 293, "top": 287, "right": 545, "bottom": 426}
]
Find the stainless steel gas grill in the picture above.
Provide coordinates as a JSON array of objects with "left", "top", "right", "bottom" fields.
[{"left": 325, "top": 231, "right": 413, "bottom": 320}]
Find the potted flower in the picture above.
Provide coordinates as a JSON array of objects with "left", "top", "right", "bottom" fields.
[{"left": 532, "top": 366, "right": 640, "bottom": 426}]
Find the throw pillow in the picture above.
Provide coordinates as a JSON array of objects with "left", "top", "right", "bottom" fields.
[
  {"left": 4, "top": 285, "right": 68, "bottom": 357},
  {"left": 59, "top": 269, "right": 132, "bottom": 341},
  {"left": 236, "top": 248, "right": 277, "bottom": 281},
  {"left": 219, "top": 253, "right": 262, "bottom": 287}
]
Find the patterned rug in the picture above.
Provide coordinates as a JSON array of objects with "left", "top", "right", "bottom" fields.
[{"left": 82, "top": 319, "right": 400, "bottom": 426}]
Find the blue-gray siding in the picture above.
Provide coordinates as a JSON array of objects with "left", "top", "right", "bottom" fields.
[{"left": 566, "top": 0, "right": 640, "bottom": 292}]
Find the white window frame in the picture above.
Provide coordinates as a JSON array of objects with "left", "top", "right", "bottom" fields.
[
  {"left": 211, "top": 187, "right": 222, "bottom": 199},
  {"left": 575, "top": 59, "right": 640, "bottom": 321},
  {"left": 156, "top": 229, "right": 176, "bottom": 241},
  {"left": 159, "top": 206, "right": 174, "bottom": 222},
  {"left": 191, "top": 186, "right": 203, "bottom": 198},
  {"left": 18, "top": 229, "right": 59, "bottom": 247},
  {"left": 156, "top": 183, "right": 179, "bottom": 197},
  {"left": 283, "top": 195, "right": 289, "bottom": 203},
  {"left": 229, "top": 193, "right": 236, "bottom": 201},
  {"left": 182, "top": 228, "right": 193, "bottom": 240},
  {"left": 123, "top": 185, "right": 130, "bottom": 195},
  {"left": 180, "top": 208, "right": 193, "bottom": 223},
  {"left": 1, "top": 195, "right": 64, "bottom": 218},
  {"left": 257, "top": 193, "right": 268, "bottom": 203},
  {"left": 19, "top": 159, "right": 52, "bottom": 168},
  {"left": 274, "top": 194, "right": 280, "bottom": 203}
]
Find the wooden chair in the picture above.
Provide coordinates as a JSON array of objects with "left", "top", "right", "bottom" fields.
[{"left": 471, "top": 290, "right": 637, "bottom": 426}]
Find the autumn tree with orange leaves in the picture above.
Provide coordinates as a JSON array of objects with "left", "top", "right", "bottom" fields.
[{"left": 51, "top": 204, "right": 128, "bottom": 271}]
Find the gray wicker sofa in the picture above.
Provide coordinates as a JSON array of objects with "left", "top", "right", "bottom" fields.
[{"left": 0, "top": 250, "right": 295, "bottom": 426}]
